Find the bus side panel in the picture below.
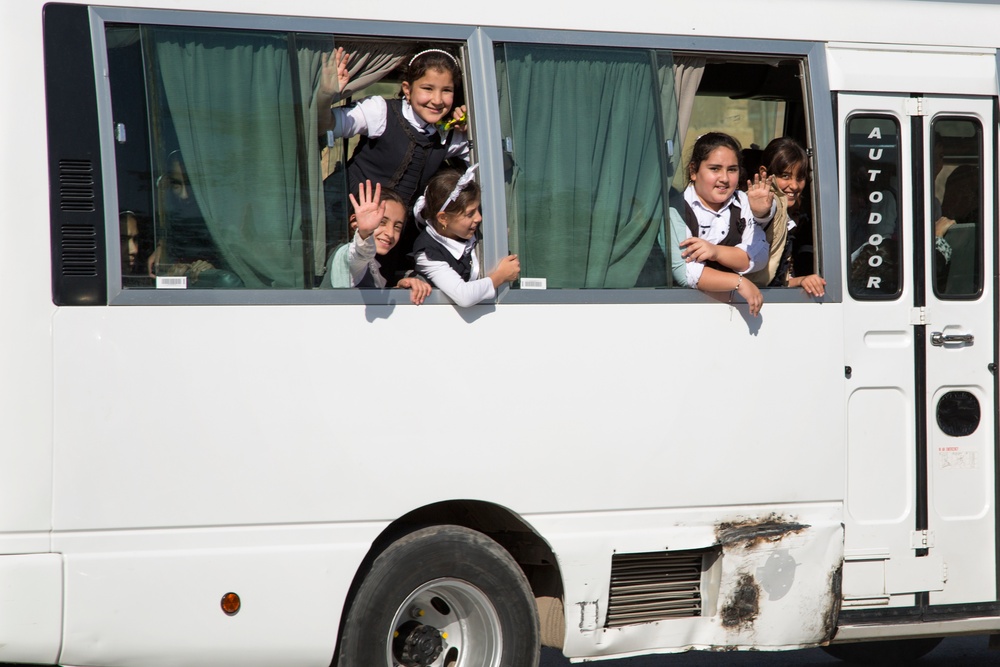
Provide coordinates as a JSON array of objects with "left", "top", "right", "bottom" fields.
[
  {"left": 57, "top": 527, "right": 380, "bottom": 667},
  {"left": 0, "top": 555, "right": 62, "bottom": 664},
  {"left": 0, "top": 2, "right": 56, "bottom": 547}
]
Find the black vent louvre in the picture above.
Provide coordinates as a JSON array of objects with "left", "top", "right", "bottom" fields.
[
  {"left": 45, "top": 4, "right": 107, "bottom": 305},
  {"left": 58, "top": 159, "right": 96, "bottom": 212},
  {"left": 606, "top": 550, "right": 706, "bottom": 628},
  {"left": 60, "top": 224, "right": 98, "bottom": 276}
]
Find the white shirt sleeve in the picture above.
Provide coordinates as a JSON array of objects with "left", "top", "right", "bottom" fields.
[
  {"left": 445, "top": 131, "right": 472, "bottom": 162},
  {"left": 347, "top": 232, "right": 382, "bottom": 287},
  {"left": 737, "top": 221, "right": 769, "bottom": 276},
  {"left": 667, "top": 207, "right": 693, "bottom": 287},
  {"left": 734, "top": 192, "right": 769, "bottom": 275},
  {"left": 331, "top": 96, "right": 388, "bottom": 139},
  {"left": 415, "top": 253, "right": 495, "bottom": 307}
]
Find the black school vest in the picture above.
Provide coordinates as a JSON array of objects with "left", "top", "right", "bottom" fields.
[
  {"left": 347, "top": 99, "right": 452, "bottom": 206},
  {"left": 670, "top": 190, "right": 745, "bottom": 273},
  {"left": 411, "top": 231, "right": 472, "bottom": 282}
]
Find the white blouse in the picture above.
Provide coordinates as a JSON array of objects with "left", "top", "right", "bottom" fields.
[
  {"left": 672, "top": 184, "right": 771, "bottom": 288},
  {"left": 414, "top": 226, "right": 495, "bottom": 307},
  {"left": 331, "top": 96, "right": 470, "bottom": 162}
]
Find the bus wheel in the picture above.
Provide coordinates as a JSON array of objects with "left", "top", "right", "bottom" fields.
[
  {"left": 821, "top": 637, "right": 943, "bottom": 665},
  {"left": 335, "top": 525, "right": 540, "bottom": 667}
]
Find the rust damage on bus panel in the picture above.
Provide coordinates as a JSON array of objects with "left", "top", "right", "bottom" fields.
[
  {"left": 716, "top": 514, "right": 809, "bottom": 549},
  {"left": 714, "top": 514, "right": 841, "bottom": 645},
  {"left": 720, "top": 572, "right": 760, "bottom": 629}
]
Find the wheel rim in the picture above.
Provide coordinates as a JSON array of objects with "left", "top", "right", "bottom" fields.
[{"left": 386, "top": 577, "right": 502, "bottom": 667}]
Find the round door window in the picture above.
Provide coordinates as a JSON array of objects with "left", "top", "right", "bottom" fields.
[{"left": 936, "top": 390, "right": 980, "bottom": 437}]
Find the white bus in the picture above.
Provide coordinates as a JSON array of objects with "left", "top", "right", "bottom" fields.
[{"left": 3, "top": 0, "right": 1000, "bottom": 664}]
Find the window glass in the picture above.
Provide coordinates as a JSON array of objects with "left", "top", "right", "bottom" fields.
[
  {"left": 496, "top": 44, "right": 675, "bottom": 289},
  {"left": 846, "top": 115, "right": 902, "bottom": 300},
  {"left": 676, "top": 97, "right": 786, "bottom": 192},
  {"left": 108, "top": 25, "right": 332, "bottom": 289},
  {"left": 108, "top": 25, "right": 436, "bottom": 291},
  {"left": 496, "top": 45, "right": 809, "bottom": 290},
  {"left": 931, "top": 118, "right": 982, "bottom": 298}
]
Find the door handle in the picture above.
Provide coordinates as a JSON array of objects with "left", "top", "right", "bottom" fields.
[{"left": 930, "top": 331, "right": 975, "bottom": 347}]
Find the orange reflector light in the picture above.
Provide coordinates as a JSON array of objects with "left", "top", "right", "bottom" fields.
[{"left": 221, "top": 592, "right": 241, "bottom": 616}]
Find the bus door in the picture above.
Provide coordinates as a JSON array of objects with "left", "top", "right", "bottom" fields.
[{"left": 839, "top": 93, "right": 997, "bottom": 613}]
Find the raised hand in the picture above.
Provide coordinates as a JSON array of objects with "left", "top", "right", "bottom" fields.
[
  {"left": 348, "top": 180, "right": 385, "bottom": 240},
  {"left": 319, "top": 46, "right": 351, "bottom": 101},
  {"left": 746, "top": 172, "right": 775, "bottom": 218}
]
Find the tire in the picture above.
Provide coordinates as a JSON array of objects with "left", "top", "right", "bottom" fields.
[
  {"left": 335, "top": 525, "right": 541, "bottom": 667},
  {"left": 821, "top": 637, "right": 943, "bottom": 665}
]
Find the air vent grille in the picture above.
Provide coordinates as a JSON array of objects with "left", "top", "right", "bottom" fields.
[
  {"left": 59, "top": 159, "right": 95, "bottom": 212},
  {"left": 606, "top": 550, "right": 705, "bottom": 627},
  {"left": 60, "top": 224, "right": 98, "bottom": 276}
]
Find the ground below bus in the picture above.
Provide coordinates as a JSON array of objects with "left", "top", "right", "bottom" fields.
[{"left": 540, "top": 635, "right": 995, "bottom": 666}]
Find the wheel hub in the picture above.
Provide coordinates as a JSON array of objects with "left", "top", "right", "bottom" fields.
[{"left": 393, "top": 621, "right": 444, "bottom": 667}]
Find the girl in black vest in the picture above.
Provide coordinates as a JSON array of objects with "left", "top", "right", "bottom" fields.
[
  {"left": 411, "top": 166, "right": 520, "bottom": 307},
  {"left": 319, "top": 48, "right": 471, "bottom": 281},
  {"left": 671, "top": 132, "right": 773, "bottom": 316}
]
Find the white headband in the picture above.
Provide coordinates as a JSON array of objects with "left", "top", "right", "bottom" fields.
[
  {"left": 409, "top": 48, "right": 458, "bottom": 68},
  {"left": 439, "top": 163, "right": 479, "bottom": 214}
]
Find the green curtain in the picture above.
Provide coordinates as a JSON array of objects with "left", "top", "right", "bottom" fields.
[
  {"left": 498, "top": 45, "right": 669, "bottom": 288},
  {"left": 150, "top": 27, "right": 325, "bottom": 288}
]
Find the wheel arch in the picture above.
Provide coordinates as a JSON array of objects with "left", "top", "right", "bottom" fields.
[{"left": 333, "top": 499, "right": 566, "bottom": 660}]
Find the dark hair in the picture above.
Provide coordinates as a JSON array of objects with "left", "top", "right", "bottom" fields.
[
  {"left": 119, "top": 210, "right": 151, "bottom": 276},
  {"left": 687, "top": 132, "right": 743, "bottom": 180},
  {"left": 762, "top": 137, "right": 809, "bottom": 179},
  {"left": 379, "top": 187, "right": 405, "bottom": 211},
  {"left": 941, "top": 164, "right": 979, "bottom": 223},
  {"left": 402, "top": 49, "right": 462, "bottom": 92},
  {"left": 419, "top": 168, "right": 481, "bottom": 221}
]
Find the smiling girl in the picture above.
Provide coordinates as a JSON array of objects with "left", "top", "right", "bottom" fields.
[
  {"left": 319, "top": 48, "right": 470, "bottom": 209},
  {"left": 411, "top": 166, "right": 520, "bottom": 307},
  {"left": 748, "top": 137, "right": 826, "bottom": 296},
  {"left": 669, "top": 132, "right": 773, "bottom": 316},
  {"left": 325, "top": 180, "right": 431, "bottom": 305}
]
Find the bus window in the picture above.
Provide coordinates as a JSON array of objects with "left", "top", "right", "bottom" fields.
[
  {"left": 109, "top": 25, "right": 327, "bottom": 289},
  {"left": 930, "top": 118, "right": 983, "bottom": 298},
  {"left": 495, "top": 45, "right": 809, "bottom": 290},
  {"left": 107, "top": 25, "right": 449, "bottom": 291},
  {"left": 846, "top": 115, "right": 902, "bottom": 300},
  {"left": 496, "top": 43, "right": 673, "bottom": 289}
]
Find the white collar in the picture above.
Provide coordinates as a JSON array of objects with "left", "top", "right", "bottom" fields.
[
  {"left": 426, "top": 224, "right": 476, "bottom": 261},
  {"left": 684, "top": 184, "right": 738, "bottom": 216},
  {"left": 402, "top": 99, "right": 435, "bottom": 135}
]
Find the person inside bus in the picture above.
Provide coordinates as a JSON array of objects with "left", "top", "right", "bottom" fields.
[
  {"left": 746, "top": 137, "right": 826, "bottom": 297},
  {"left": 148, "top": 151, "right": 243, "bottom": 288},
  {"left": 120, "top": 210, "right": 142, "bottom": 276},
  {"left": 322, "top": 180, "right": 431, "bottom": 304},
  {"left": 668, "top": 132, "right": 773, "bottom": 316},
  {"left": 318, "top": 47, "right": 470, "bottom": 284},
  {"left": 410, "top": 165, "right": 520, "bottom": 307},
  {"left": 932, "top": 164, "right": 979, "bottom": 293}
]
